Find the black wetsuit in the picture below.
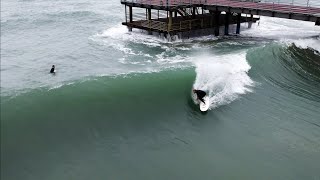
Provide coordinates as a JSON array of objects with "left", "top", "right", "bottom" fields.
[
  {"left": 194, "top": 90, "right": 206, "bottom": 104},
  {"left": 50, "top": 67, "right": 55, "bottom": 73}
]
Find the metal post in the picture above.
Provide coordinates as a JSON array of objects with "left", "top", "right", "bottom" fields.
[
  {"left": 316, "top": 17, "right": 320, "bottom": 25},
  {"left": 148, "top": 8, "right": 152, "bottom": 35},
  {"left": 168, "top": 11, "right": 173, "bottom": 32},
  {"left": 236, "top": 13, "right": 241, "bottom": 34},
  {"left": 224, "top": 12, "right": 230, "bottom": 35},
  {"left": 148, "top": 8, "right": 151, "bottom": 20},
  {"left": 125, "top": 5, "right": 127, "bottom": 23},
  {"left": 307, "top": 0, "right": 311, "bottom": 13},
  {"left": 214, "top": 11, "right": 220, "bottom": 36},
  {"left": 129, "top": 6, "right": 133, "bottom": 31},
  {"left": 129, "top": 6, "right": 133, "bottom": 22},
  {"left": 272, "top": 2, "right": 274, "bottom": 11},
  {"left": 248, "top": 14, "right": 253, "bottom": 28},
  {"left": 193, "top": 7, "right": 196, "bottom": 18}
]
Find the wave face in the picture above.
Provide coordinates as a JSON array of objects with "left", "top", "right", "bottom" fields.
[
  {"left": 247, "top": 41, "right": 320, "bottom": 102},
  {"left": 1, "top": 0, "right": 320, "bottom": 179}
]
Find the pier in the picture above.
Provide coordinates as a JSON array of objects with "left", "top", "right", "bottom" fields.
[{"left": 121, "top": 0, "right": 320, "bottom": 38}]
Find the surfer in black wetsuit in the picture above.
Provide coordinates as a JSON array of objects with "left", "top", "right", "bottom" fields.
[
  {"left": 193, "top": 89, "right": 206, "bottom": 104},
  {"left": 50, "top": 65, "right": 55, "bottom": 74}
]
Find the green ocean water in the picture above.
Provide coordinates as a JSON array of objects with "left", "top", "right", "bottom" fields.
[{"left": 1, "top": 0, "right": 320, "bottom": 179}]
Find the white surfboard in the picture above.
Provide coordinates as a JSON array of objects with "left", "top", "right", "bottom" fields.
[{"left": 199, "top": 96, "right": 210, "bottom": 112}]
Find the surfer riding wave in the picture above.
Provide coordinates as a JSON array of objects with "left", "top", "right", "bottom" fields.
[{"left": 193, "top": 89, "right": 206, "bottom": 104}]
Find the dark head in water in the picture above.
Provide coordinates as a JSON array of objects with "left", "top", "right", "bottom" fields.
[{"left": 50, "top": 65, "right": 55, "bottom": 73}]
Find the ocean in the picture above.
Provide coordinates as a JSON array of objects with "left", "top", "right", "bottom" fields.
[{"left": 1, "top": 0, "right": 320, "bottom": 179}]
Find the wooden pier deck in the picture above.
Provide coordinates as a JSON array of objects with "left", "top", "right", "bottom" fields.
[
  {"left": 121, "top": 0, "right": 320, "bottom": 25},
  {"left": 123, "top": 13, "right": 258, "bottom": 33},
  {"left": 121, "top": 0, "right": 319, "bottom": 37}
]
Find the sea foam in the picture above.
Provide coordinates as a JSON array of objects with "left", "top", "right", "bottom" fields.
[{"left": 193, "top": 52, "right": 254, "bottom": 109}]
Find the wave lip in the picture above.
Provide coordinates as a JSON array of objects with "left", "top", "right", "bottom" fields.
[
  {"left": 193, "top": 52, "right": 254, "bottom": 109},
  {"left": 246, "top": 42, "right": 320, "bottom": 103}
]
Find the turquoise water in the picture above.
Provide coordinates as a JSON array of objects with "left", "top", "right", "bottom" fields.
[{"left": 1, "top": 0, "right": 320, "bottom": 179}]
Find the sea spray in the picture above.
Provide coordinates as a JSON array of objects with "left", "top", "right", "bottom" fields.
[{"left": 193, "top": 52, "right": 254, "bottom": 109}]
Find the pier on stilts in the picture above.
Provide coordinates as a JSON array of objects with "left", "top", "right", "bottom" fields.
[{"left": 121, "top": 0, "right": 320, "bottom": 38}]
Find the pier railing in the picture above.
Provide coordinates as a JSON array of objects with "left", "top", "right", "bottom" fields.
[
  {"left": 127, "top": 18, "right": 213, "bottom": 32},
  {"left": 208, "top": 0, "right": 320, "bottom": 15},
  {"left": 121, "top": 0, "right": 319, "bottom": 7},
  {"left": 141, "top": 20, "right": 168, "bottom": 31}
]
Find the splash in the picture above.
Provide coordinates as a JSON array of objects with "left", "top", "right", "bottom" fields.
[
  {"left": 241, "top": 16, "right": 320, "bottom": 52},
  {"left": 193, "top": 52, "right": 254, "bottom": 109},
  {"left": 242, "top": 16, "right": 320, "bottom": 39},
  {"left": 288, "top": 37, "right": 320, "bottom": 53},
  {"left": 96, "top": 25, "right": 167, "bottom": 47}
]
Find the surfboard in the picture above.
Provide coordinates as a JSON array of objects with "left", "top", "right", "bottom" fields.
[{"left": 199, "top": 96, "right": 210, "bottom": 112}]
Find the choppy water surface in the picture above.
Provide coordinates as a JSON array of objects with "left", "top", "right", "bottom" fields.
[{"left": 1, "top": 0, "right": 320, "bottom": 179}]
